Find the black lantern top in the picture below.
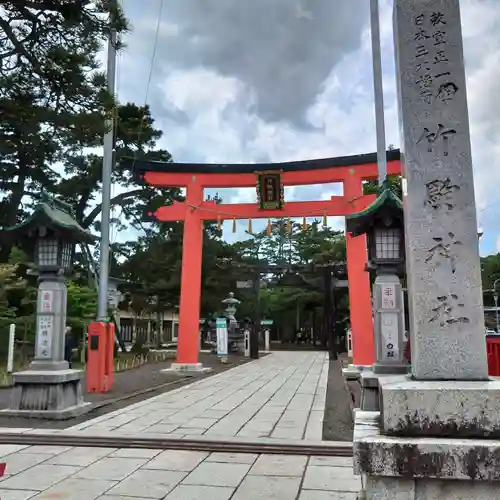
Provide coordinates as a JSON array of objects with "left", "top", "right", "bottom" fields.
[
  {"left": 3, "top": 193, "right": 95, "bottom": 272},
  {"left": 275, "top": 271, "right": 311, "bottom": 289},
  {"left": 346, "top": 181, "right": 404, "bottom": 269}
]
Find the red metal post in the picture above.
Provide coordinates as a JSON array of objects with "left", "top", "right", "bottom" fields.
[
  {"left": 86, "top": 321, "right": 108, "bottom": 393},
  {"left": 487, "top": 336, "right": 500, "bottom": 376}
]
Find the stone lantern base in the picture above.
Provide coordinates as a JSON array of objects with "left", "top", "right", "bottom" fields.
[
  {"left": 161, "top": 362, "right": 212, "bottom": 375},
  {"left": 354, "top": 409, "right": 500, "bottom": 499},
  {"left": 353, "top": 376, "right": 500, "bottom": 499},
  {"left": 1, "top": 369, "right": 91, "bottom": 420}
]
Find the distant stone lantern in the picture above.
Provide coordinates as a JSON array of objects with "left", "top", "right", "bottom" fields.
[
  {"left": 346, "top": 182, "right": 408, "bottom": 375},
  {"left": 2, "top": 194, "right": 95, "bottom": 419},
  {"left": 222, "top": 292, "right": 240, "bottom": 328},
  {"left": 276, "top": 271, "right": 311, "bottom": 289},
  {"left": 222, "top": 292, "right": 243, "bottom": 355}
]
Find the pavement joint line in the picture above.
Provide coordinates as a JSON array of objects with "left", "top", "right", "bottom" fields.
[
  {"left": 87, "top": 377, "right": 190, "bottom": 412},
  {"left": 300, "top": 355, "right": 326, "bottom": 440},
  {"left": 0, "top": 432, "right": 353, "bottom": 456},
  {"left": 297, "top": 454, "right": 312, "bottom": 499},
  {"left": 230, "top": 353, "right": 318, "bottom": 438},
  {"left": 266, "top": 359, "right": 312, "bottom": 439},
  {"left": 73, "top": 358, "right": 272, "bottom": 431},
  {"left": 165, "top": 354, "right": 304, "bottom": 439}
]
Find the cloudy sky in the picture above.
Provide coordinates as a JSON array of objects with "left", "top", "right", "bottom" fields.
[{"left": 112, "top": 0, "right": 500, "bottom": 255}]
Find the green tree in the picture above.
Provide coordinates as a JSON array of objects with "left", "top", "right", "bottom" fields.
[
  {"left": 57, "top": 104, "right": 180, "bottom": 233},
  {"left": 481, "top": 253, "right": 500, "bottom": 313},
  {"left": 481, "top": 253, "right": 500, "bottom": 291},
  {"left": 0, "top": 1, "right": 127, "bottom": 106},
  {"left": 232, "top": 219, "right": 347, "bottom": 342},
  {"left": 0, "top": 1, "right": 128, "bottom": 258},
  {"left": 244, "top": 218, "right": 346, "bottom": 268},
  {"left": 363, "top": 175, "right": 403, "bottom": 199},
  {"left": 66, "top": 280, "right": 98, "bottom": 331},
  {"left": 0, "top": 263, "right": 25, "bottom": 325},
  {"left": 202, "top": 237, "right": 251, "bottom": 316},
  {"left": 293, "top": 222, "right": 346, "bottom": 265}
]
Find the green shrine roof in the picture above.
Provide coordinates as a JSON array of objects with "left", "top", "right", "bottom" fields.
[
  {"left": 4, "top": 193, "right": 95, "bottom": 244},
  {"left": 345, "top": 181, "right": 403, "bottom": 236}
]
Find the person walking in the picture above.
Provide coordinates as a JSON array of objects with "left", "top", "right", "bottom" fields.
[{"left": 64, "top": 326, "right": 73, "bottom": 368}]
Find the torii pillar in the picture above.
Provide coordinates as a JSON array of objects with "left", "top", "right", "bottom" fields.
[
  {"left": 173, "top": 181, "right": 205, "bottom": 370},
  {"left": 344, "top": 174, "right": 375, "bottom": 368}
]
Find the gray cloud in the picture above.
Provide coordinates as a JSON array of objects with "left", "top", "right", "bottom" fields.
[
  {"left": 113, "top": 0, "right": 500, "bottom": 254},
  {"left": 123, "top": 0, "right": 367, "bottom": 125}
]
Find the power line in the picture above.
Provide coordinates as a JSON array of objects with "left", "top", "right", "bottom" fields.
[
  {"left": 132, "top": 0, "right": 164, "bottom": 165},
  {"left": 118, "top": 0, "right": 164, "bottom": 242},
  {"left": 105, "top": 0, "right": 164, "bottom": 250}
]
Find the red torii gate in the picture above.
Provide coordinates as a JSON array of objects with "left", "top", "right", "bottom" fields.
[{"left": 132, "top": 151, "right": 402, "bottom": 370}]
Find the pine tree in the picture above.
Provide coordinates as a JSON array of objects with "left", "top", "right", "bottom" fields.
[{"left": 0, "top": 264, "right": 25, "bottom": 325}]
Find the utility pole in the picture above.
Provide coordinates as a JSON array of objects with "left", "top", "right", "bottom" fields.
[
  {"left": 97, "top": 27, "right": 117, "bottom": 320},
  {"left": 370, "top": 0, "right": 387, "bottom": 185}
]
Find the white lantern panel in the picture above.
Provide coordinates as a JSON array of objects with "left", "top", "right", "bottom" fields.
[
  {"left": 61, "top": 242, "right": 72, "bottom": 270},
  {"left": 37, "top": 238, "right": 59, "bottom": 268},
  {"left": 375, "top": 228, "right": 400, "bottom": 260}
]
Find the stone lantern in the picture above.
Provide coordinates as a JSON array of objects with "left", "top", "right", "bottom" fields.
[
  {"left": 222, "top": 292, "right": 243, "bottom": 354},
  {"left": 222, "top": 292, "right": 240, "bottom": 326},
  {"left": 2, "top": 194, "right": 95, "bottom": 419},
  {"left": 346, "top": 182, "right": 408, "bottom": 375}
]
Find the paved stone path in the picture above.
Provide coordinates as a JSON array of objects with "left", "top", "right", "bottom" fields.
[
  {"left": 0, "top": 444, "right": 361, "bottom": 499},
  {"left": 66, "top": 351, "right": 329, "bottom": 441}
]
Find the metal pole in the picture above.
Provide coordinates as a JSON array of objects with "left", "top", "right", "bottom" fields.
[
  {"left": 370, "top": 0, "right": 387, "bottom": 185},
  {"left": 251, "top": 272, "right": 260, "bottom": 359},
  {"left": 7, "top": 323, "right": 15, "bottom": 373},
  {"left": 97, "top": 27, "right": 117, "bottom": 320}
]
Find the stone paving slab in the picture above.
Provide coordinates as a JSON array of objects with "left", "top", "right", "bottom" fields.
[
  {"left": 59, "top": 352, "right": 330, "bottom": 442},
  {"left": 0, "top": 444, "right": 361, "bottom": 499}
]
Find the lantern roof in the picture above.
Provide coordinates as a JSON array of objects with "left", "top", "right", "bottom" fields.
[
  {"left": 3, "top": 193, "right": 95, "bottom": 244},
  {"left": 274, "top": 271, "right": 311, "bottom": 288},
  {"left": 345, "top": 180, "right": 403, "bottom": 237},
  {"left": 222, "top": 292, "right": 240, "bottom": 305}
]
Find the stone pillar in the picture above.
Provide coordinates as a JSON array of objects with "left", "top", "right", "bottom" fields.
[
  {"left": 2, "top": 274, "right": 90, "bottom": 419},
  {"left": 372, "top": 274, "right": 407, "bottom": 375},
  {"left": 244, "top": 329, "right": 250, "bottom": 357},
  {"left": 264, "top": 329, "right": 270, "bottom": 352},
  {"left": 396, "top": 3, "right": 487, "bottom": 380},
  {"left": 354, "top": 1, "right": 500, "bottom": 498},
  {"left": 146, "top": 320, "right": 152, "bottom": 346},
  {"left": 30, "top": 276, "right": 68, "bottom": 371},
  {"left": 359, "top": 274, "right": 408, "bottom": 412}
]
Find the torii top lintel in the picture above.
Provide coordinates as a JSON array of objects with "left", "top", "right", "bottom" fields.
[{"left": 129, "top": 150, "right": 401, "bottom": 189}]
